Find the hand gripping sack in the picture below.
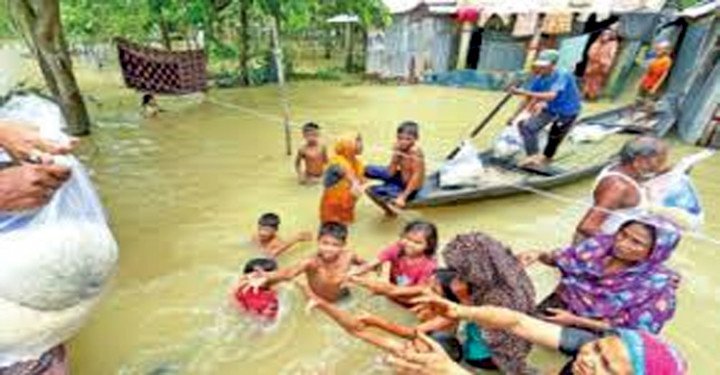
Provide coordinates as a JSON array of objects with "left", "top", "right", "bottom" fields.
[{"left": 0, "top": 94, "right": 118, "bottom": 365}]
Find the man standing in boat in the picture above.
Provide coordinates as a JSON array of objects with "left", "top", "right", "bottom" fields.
[
  {"left": 574, "top": 136, "right": 669, "bottom": 243},
  {"left": 508, "top": 49, "right": 582, "bottom": 168}
]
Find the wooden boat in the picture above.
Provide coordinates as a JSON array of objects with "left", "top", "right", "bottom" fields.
[{"left": 405, "top": 105, "right": 671, "bottom": 208}]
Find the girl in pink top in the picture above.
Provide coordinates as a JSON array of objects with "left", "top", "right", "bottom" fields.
[{"left": 353, "top": 220, "right": 438, "bottom": 287}]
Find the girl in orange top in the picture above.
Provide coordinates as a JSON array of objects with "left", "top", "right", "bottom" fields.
[{"left": 320, "top": 133, "right": 365, "bottom": 225}]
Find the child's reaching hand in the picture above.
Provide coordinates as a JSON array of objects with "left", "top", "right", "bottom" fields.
[
  {"left": 294, "top": 231, "right": 313, "bottom": 243},
  {"left": 238, "top": 269, "right": 269, "bottom": 293}
]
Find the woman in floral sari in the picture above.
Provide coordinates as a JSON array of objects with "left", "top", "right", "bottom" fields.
[
  {"left": 583, "top": 29, "right": 619, "bottom": 100},
  {"left": 520, "top": 216, "right": 681, "bottom": 334}
]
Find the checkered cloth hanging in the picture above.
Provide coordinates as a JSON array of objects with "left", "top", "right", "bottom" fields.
[{"left": 115, "top": 38, "right": 207, "bottom": 94}]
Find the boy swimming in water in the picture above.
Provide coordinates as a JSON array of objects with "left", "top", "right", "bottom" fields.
[
  {"left": 295, "top": 122, "right": 328, "bottom": 184},
  {"left": 251, "top": 212, "right": 312, "bottom": 258},
  {"left": 240, "top": 222, "right": 365, "bottom": 302},
  {"left": 366, "top": 121, "right": 425, "bottom": 215},
  {"left": 233, "top": 258, "right": 280, "bottom": 321}
]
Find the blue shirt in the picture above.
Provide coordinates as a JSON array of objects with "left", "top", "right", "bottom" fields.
[{"left": 528, "top": 69, "right": 582, "bottom": 117}]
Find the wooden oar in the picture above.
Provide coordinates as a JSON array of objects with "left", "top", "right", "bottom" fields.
[{"left": 446, "top": 91, "right": 515, "bottom": 160}]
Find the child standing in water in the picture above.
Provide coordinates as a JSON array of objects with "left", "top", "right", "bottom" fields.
[
  {"left": 320, "top": 133, "right": 365, "bottom": 225},
  {"left": 141, "top": 93, "right": 160, "bottom": 118},
  {"left": 239, "top": 222, "right": 365, "bottom": 302},
  {"left": 233, "top": 258, "right": 280, "bottom": 321},
  {"left": 295, "top": 122, "right": 328, "bottom": 184},
  {"left": 351, "top": 220, "right": 437, "bottom": 288},
  {"left": 251, "top": 213, "right": 312, "bottom": 258}
]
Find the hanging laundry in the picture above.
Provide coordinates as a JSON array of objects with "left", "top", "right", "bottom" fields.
[
  {"left": 512, "top": 12, "right": 539, "bottom": 37},
  {"left": 557, "top": 34, "right": 591, "bottom": 72},
  {"left": 541, "top": 13, "right": 574, "bottom": 35}
]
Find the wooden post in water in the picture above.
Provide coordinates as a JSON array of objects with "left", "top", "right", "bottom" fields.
[{"left": 270, "top": 16, "right": 292, "bottom": 156}]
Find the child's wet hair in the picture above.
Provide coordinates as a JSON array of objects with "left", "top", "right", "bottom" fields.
[
  {"left": 302, "top": 122, "right": 321, "bottom": 133},
  {"left": 429, "top": 332, "right": 463, "bottom": 362},
  {"left": 397, "top": 121, "right": 419, "bottom": 139},
  {"left": 318, "top": 221, "right": 348, "bottom": 243},
  {"left": 258, "top": 213, "right": 280, "bottom": 229},
  {"left": 243, "top": 258, "right": 278, "bottom": 274},
  {"left": 403, "top": 220, "right": 438, "bottom": 256},
  {"left": 141, "top": 93, "right": 154, "bottom": 106}
]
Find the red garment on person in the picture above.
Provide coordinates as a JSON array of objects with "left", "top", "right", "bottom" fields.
[{"left": 233, "top": 287, "right": 279, "bottom": 320}]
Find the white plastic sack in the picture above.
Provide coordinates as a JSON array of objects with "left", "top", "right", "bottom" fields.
[
  {"left": 643, "top": 150, "right": 713, "bottom": 231},
  {"left": 0, "top": 94, "right": 118, "bottom": 366},
  {"left": 568, "top": 124, "right": 622, "bottom": 143},
  {"left": 493, "top": 111, "right": 547, "bottom": 159},
  {"left": 439, "top": 141, "right": 485, "bottom": 188}
]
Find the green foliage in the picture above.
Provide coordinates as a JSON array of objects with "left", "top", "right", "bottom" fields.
[
  {"left": 61, "top": 0, "right": 153, "bottom": 41},
  {"left": 0, "top": 4, "right": 15, "bottom": 38}
]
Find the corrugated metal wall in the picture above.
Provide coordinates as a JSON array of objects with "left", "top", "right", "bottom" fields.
[
  {"left": 365, "top": 12, "right": 457, "bottom": 78},
  {"left": 677, "top": 17, "right": 720, "bottom": 143},
  {"left": 477, "top": 31, "right": 527, "bottom": 72}
]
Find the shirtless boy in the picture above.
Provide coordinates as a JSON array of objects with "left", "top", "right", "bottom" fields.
[
  {"left": 251, "top": 212, "right": 312, "bottom": 258},
  {"left": 295, "top": 122, "right": 328, "bottom": 184},
  {"left": 366, "top": 121, "right": 426, "bottom": 214},
  {"left": 240, "top": 221, "right": 365, "bottom": 302}
]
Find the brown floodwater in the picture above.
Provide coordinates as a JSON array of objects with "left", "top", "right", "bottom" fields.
[{"left": 60, "top": 65, "right": 720, "bottom": 374}]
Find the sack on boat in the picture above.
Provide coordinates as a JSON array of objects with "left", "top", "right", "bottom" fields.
[
  {"left": 493, "top": 111, "right": 547, "bottom": 158},
  {"left": 439, "top": 141, "right": 485, "bottom": 188},
  {"left": 569, "top": 124, "right": 622, "bottom": 143},
  {"left": 643, "top": 151, "right": 713, "bottom": 231},
  {"left": 0, "top": 94, "right": 118, "bottom": 366}
]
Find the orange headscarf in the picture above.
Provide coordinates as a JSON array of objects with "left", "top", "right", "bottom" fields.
[{"left": 329, "top": 132, "right": 364, "bottom": 182}]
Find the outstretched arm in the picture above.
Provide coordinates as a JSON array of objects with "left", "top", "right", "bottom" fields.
[
  {"left": 414, "top": 295, "right": 563, "bottom": 350},
  {"left": 294, "top": 149, "right": 304, "bottom": 179},
  {"left": 299, "top": 283, "right": 403, "bottom": 354},
  {"left": 267, "top": 232, "right": 313, "bottom": 258}
]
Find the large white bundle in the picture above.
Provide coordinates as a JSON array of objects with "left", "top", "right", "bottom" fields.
[
  {"left": 0, "top": 94, "right": 118, "bottom": 366},
  {"left": 439, "top": 141, "right": 485, "bottom": 188}
]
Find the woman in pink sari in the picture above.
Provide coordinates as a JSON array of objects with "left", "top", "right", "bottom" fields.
[{"left": 583, "top": 29, "right": 619, "bottom": 100}]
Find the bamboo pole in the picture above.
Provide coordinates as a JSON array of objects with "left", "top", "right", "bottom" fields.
[{"left": 270, "top": 16, "right": 292, "bottom": 156}]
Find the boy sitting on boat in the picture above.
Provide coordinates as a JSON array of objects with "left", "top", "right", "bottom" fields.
[
  {"left": 365, "top": 121, "right": 426, "bottom": 214},
  {"left": 508, "top": 49, "right": 582, "bottom": 168}
]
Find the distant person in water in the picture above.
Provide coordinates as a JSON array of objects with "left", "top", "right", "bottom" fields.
[
  {"left": 320, "top": 133, "right": 365, "bottom": 225},
  {"left": 239, "top": 222, "right": 366, "bottom": 303},
  {"left": 141, "top": 93, "right": 160, "bottom": 118},
  {"left": 635, "top": 40, "right": 673, "bottom": 116},
  {"left": 295, "top": 122, "right": 328, "bottom": 185},
  {"left": 509, "top": 49, "right": 582, "bottom": 168},
  {"left": 251, "top": 212, "right": 312, "bottom": 258},
  {"left": 365, "top": 121, "right": 425, "bottom": 215},
  {"left": 574, "top": 136, "right": 669, "bottom": 243},
  {"left": 233, "top": 258, "right": 280, "bottom": 322}
]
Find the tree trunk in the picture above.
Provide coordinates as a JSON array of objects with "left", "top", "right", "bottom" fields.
[
  {"left": 344, "top": 22, "right": 353, "bottom": 72},
  {"left": 158, "top": 10, "right": 173, "bottom": 50},
  {"left": 237, "top": 0, "right": 250, "bottom": 86},
  {"left": 323, "top": 26, "right": 332, "bottom": 59},
  {"left": 12, "top": 0, "right": 91, "bottom": 136}
]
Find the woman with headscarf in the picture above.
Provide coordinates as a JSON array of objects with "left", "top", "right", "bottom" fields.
[
  {"left": 441, "top": 232, "right": 536, "bottom": 374},
  {"left": 320, "top": 133, "right": 365, "bottom": 225},
  {"left": 353, "top": 232, "right": 538, "bottom": 374},
  {"left": 520, "top": 217, "right": 681, "bottom": 334},
  {"left": 582, "top": 29, "right": 618, "bottom": 100},
  {"left": 392, "top": 295, "right": 688, "bottom": 375}
]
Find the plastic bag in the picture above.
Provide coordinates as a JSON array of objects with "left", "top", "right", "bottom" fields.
[
  {"left": 568, "top": 124, "right": 622, "bottom": 143},
  {"left": 439, "top": 141, "right": 485, "bottom": 188},
  {"left": 643, "top": 150, "right": 713, "bottom": 231},
  {"left": 492, "top": 111, "right": 547, "bottom": 159},
  {"left": 0, "top": 94, "right": 118, "bottom": 365}
]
